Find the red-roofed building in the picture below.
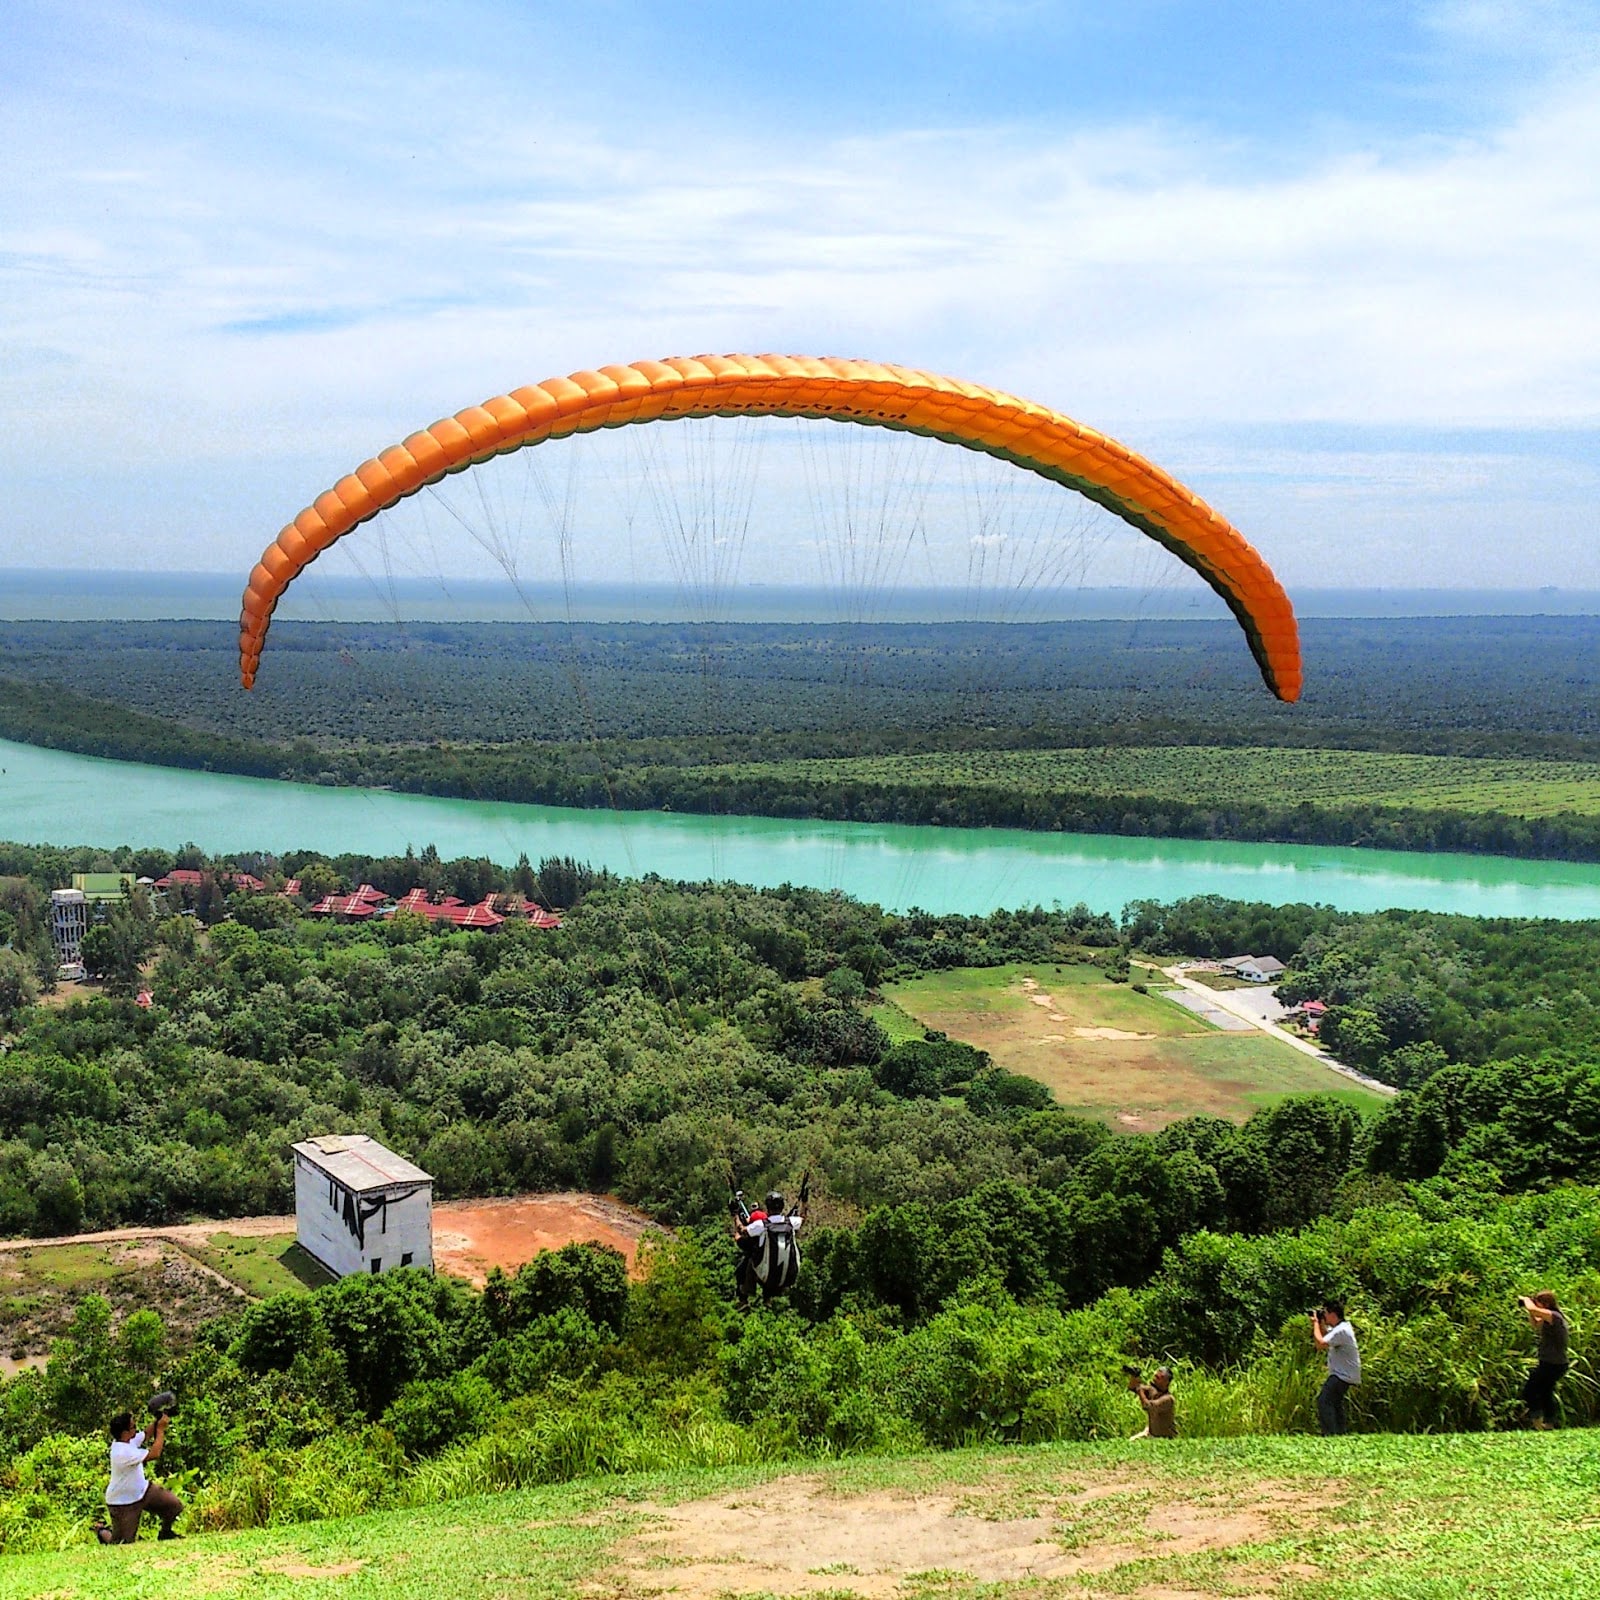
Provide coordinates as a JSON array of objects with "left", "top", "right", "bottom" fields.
[
  {"left": 308, "top": 894, "right": 380, "bottom": 921},
  {"left": 155, "top": 868, "right": 266, "bottom": 895},
  {"left": 353, "top": 884, "right": 387, "bottom": 904},
  {"left": 153, "top": 869, "right": 206, "bottom": 891},
  {"left": 496, "top": 893, "right": 562, "bottom": 929}
]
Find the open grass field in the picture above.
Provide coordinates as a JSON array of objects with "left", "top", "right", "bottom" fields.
[
  {"left": 688, "top": 745, "right": 1600, "bottom": 817},
  {"left": 5, "top": 1431, "right": 1596, "bottom": 1599},
  {"left": 0, "top": 1240, "right": 248, "bottom": 1363},
  {"left": 879, "top": 964, "right": 1383, "bottom": 1128},
  {"left": 181, "top": 1232, "right": 334, "bottom": 1298}
]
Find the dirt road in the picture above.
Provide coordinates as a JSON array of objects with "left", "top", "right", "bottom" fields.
[{"left": 0, "top": 1192, "right": 664, "bottom": 1285}]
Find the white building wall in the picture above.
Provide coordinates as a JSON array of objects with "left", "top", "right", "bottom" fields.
[
  {"left": 362, "top": 1188, "right": 433, "bottom": 1275},
  {"left": 293, "top": 1155, "right": 433, "bottom": 1278}
]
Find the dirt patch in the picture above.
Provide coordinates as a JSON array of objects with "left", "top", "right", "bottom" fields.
[
  {"left": 432, "top": 1194, "right": 663, "bottom": 1286},
  {"left": 1074, "top": 1026, "right": 1157, "bottom": 1041},
  {"left": 1116, "top": 1111, "right": 1170, "bottom": 1132},
  {"left": 593, "top": 1473, "right": 1329, "bottom": 1599}
]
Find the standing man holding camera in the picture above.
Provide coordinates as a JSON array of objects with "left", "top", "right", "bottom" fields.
[
  {"left": 1518, "top": 1291, "right": 1569, "bottom": 1430},
  {"left": 1310, "top": 1302, "right": 1361, "bottom": 1436},
  {"left": 101, "top": 1397, "right": 182, "bottom": 1544}
]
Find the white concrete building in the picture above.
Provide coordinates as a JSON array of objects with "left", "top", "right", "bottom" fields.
[
  {"left": 291, "top": 1135, "right": 433, "bottom": 1279},
  {"left": 50, "top": 889, "right": 88, "bottom": 969},
  {"left": 1220, "top": 954, "right": 1287, "bottom": 983},
  {"left": 1235, "top": 956, "right": 1286, "bottom": 983}
]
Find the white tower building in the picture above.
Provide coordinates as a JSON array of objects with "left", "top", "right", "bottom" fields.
[{"left": 49, "top": 889, "right": 88, "bottom": 971}]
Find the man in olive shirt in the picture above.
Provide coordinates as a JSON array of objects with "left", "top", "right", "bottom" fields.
[
  {"left": 1520, "top": 1291, "right": 1570, "bottom": 1429},
  {"left": 1128, "top": 1367, "right": 1176, "bottom": 1438}
]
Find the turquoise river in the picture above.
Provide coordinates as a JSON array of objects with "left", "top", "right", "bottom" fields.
[{"left": 4, "top": 737, "right": 1600, "bottom": 919}]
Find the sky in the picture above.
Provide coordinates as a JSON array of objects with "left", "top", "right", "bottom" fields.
[{"left": 2, "top": 0, "right": 1598, "bottom": 594}]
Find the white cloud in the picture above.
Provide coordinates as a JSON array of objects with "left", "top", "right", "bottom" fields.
[{"left": 1, "top": 4, "right": 1598, "bottom": 580}]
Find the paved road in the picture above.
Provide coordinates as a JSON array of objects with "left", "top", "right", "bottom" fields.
[{"left": 1152, "top": 966, "right": 1396, "bottom": 1097}]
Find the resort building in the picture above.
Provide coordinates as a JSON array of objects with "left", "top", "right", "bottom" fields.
[{"left": 71, "top": 872, "right": 134, "bottom": 903}]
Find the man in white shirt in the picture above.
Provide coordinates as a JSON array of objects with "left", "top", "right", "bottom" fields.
[
  {"left": 1310, "top": 1302, "right": 1361, "bottom": 1436},
  {"left": 104, "top": 1409, "right": 183, "bottom": 1543}
]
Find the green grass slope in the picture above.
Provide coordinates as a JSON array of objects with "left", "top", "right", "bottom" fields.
[{"left": 7, "top": 1433, "right": 1596, "bottom": 1600}]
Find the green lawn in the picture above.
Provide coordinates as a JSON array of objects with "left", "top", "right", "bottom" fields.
[
  {"left": 880, "top": 963, "right": 1382, "bottom": 1128},
  {"left": 7, "top": 1432, "right": 1597, "bottom": 1599},
  {"left": 183, "top": 1232, "right": 335, "bottom": 1298},
  {"left": 686, "top": 744, "right": 1600, "bottom": 817}
]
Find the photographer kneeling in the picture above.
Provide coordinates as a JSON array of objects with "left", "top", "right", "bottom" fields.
[{"left": 102, "top": 1404, "right": 183, "bottom": 1544}]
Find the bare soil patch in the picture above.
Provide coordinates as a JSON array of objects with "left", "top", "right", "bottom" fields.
[
  {"left": 432, "top": 1194, "right": 663, "bottom": 1285},
  {"left": 592, "top": 1471, "right": 1330, "bottom": 1599}
]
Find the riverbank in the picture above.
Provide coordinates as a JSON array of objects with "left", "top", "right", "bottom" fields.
[
  {"left": 8, "top": 735, "right": 1600, "bottom": 918},
  {"left": 8, "top": 677, "right": 1600, "bottom": 864},
  {"left": 7, "top": 610, "right": 1600, "bottom": 864}
]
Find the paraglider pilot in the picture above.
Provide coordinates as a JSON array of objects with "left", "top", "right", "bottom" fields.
[{"left": 731, "top": 1173, "right": 808, "bottom": 1310}]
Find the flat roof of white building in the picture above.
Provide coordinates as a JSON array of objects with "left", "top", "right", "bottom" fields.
[{"left": 292, "top": 1134, "right": 431, "bottom": 1191}]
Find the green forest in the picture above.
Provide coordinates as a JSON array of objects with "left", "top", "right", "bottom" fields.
[
  {"left": 5, "top": 613, "right": 1600, "bottom": 858},
  {"left": 0, "top": 840, "right": 1597, "bottom": 1550}
]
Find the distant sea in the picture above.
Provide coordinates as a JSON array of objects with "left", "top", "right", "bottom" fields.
[{"left": 2, "top": 569, "right": 1597, "bottom": 624}]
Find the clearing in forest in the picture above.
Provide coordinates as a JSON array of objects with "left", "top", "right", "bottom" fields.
[
  {"left": 879, "top": 963, "right": 1380, "bottom": 1128},
  {"left": 0, "top": 1194, "right": 663, "bottom": 1361},
  {"left": 430, "top": 1193, "right": 662, "bottom": 1285}
]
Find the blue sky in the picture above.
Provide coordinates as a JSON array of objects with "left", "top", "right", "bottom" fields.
[{"left": 1, "top": 0, "right": 1598, "bottom": 589}]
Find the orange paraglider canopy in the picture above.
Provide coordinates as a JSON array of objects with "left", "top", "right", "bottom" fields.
[{"left": 238, "top": 354, "right": 1301, "bottom": 701}]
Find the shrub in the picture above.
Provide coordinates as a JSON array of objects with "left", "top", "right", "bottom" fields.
[{"left": 384, "top": 1372, "right": 503, "bottom": 1457}]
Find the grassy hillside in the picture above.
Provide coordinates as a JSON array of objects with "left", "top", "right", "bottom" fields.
[
  {"left": 687, "top": 745, "right": 1600, "bottom": 818},
  {"left": 879, "top": 964, "right": 1382, "bottom": 1128},
  {"left": 5, "top": 1432, "right": 1595, "bottom": 1599}
]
